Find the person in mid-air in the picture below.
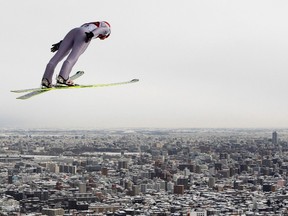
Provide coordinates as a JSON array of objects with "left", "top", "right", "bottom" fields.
[{"left": 41, "top": 21, "right": 111, "bottom": 88}]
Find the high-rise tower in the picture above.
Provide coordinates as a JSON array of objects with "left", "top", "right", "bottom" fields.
[{"left": 272, "top": 131, "right": 278, "bottom": 145}]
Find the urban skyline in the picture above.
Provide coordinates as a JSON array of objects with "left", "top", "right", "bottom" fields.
[{"left": 1, "top": 128, "right": 288, "bottom": 215}]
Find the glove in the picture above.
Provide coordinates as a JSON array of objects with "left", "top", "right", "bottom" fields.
[
  {"left": 51, "top": 40, "right": 62, "bottom": 52},
  {"left": 85, "top": 32, "right": 94, "bottom": 43}
]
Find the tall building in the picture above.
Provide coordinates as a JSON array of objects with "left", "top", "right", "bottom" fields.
[
  {"left": 101, "top": 167, "right": 108, "bottom": 176},
  {"left": 118, "top": 160, "right": 128, "bottom": 169},
  {"left": 140, "top": 184, "right": 147, "bottom": 193},
  {"left": 8, "top": 175, "right": 13, "bottom": 184},
  {"left": 167, "top": 181, "right": 174, "bottom": 193},
  {"left": 79, "top": 182, "right": 87, "bottom": 193},
  {"left": 132, "top": 185, "right": 140, "bottom": 196},
  {"left": 47, "top": 163, "right": 59, "bottom": 174},
  {"left": 272, "top": 131, "right": 278, "bottom": 144},
  {"left": 215, "top": 163, "right": 222, "bottom": 171},
  {"left": 177, "top": 178, "right": 189, "bottom": 190},
  {"left": 208, "top": 177, "right": 215, "bottom": 188},
  {"left": 174, "top": 185, "right": 184, "bottom": 195}
]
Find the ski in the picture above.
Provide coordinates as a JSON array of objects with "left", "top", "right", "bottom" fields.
[
  {"left": 11, "top": 71, "right": 85, "bottom": 93},
  {"left": 14, "top": 78, "right": 139, "bottom": 100},
  {"left": 12, "top": 71, "right": 85, "bottom": 100},
  {"left": 16, "top": 90, "right": 49, "bottom": 100}
]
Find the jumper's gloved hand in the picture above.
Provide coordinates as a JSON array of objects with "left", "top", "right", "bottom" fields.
[
  {"left": 85, "top": 32, "right": 94, "bottom": 43},
  {"left": 51, "top": 40, "right": 62, "bottom": 52}
]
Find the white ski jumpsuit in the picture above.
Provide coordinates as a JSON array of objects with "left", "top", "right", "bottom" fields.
[{"left": 42, "top": 21, "right": 111, "bottom": 84}]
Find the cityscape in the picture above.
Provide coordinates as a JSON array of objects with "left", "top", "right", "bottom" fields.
[{"left": 0, "top": 128, "right": 288, "bottom": 216}]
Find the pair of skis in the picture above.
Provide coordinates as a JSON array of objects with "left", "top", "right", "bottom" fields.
[{"left": 11, "top": 71, "right": 139, "bottom": 100}]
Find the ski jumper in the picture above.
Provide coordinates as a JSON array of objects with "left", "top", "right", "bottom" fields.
[{"left": 42, "top": 21, "right": 111, "bottom": 84}]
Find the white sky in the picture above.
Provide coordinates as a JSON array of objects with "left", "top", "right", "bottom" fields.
[{"left": 1, "top": 0, "right": 288, "bottom": 129}]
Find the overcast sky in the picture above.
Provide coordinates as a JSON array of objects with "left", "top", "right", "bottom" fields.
[{"left": 1, "top": 0, "right": 288, "bottom": 129}]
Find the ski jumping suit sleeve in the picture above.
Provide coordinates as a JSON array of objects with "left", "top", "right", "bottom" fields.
[{"left": 42, "top": 21, "right": 111, "bottom": 83}]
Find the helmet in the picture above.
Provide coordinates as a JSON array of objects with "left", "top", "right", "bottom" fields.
[
  {"left": 103, "top": 21, "right": 111, "bottom": 28},
  {"left": 99, "top": 21, "right": 111, "bottom": 40}
]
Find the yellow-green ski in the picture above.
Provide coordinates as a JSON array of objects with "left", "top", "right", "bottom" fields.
[
  {"left": 11, "top": 71, "right": 85, "bottom": 93},
  {"left": 12, "top": 73, "right": 139, "bottom": 100}
]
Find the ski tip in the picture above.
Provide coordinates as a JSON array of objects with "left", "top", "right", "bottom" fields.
[
  {"left": 16, "top": 96, "right": 27, "bottom": 100},
  {"left": 131, "top": 79, "right": 139, "bottom": 82},
  {"left": 76, "top": 71, "right": 85, "bottom": 75}
]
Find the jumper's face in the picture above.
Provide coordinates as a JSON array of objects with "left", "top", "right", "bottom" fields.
[{"left": 99, "top": 34, "right": 109, "bottom": 40}]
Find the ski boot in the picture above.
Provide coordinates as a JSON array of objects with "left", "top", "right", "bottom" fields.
[
  {"left": 41, "top": 78, "right": 53, "bottom": 88},
  {"left": 56, "top": 75, "right": 77, "bottom": 86}
]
